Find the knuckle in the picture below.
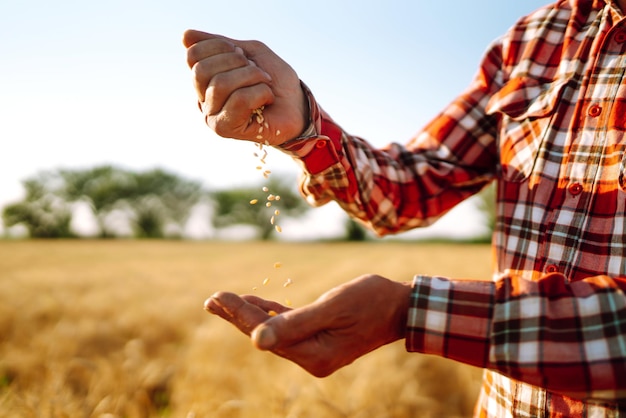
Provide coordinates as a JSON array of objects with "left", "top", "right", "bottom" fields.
[
  {"left": 191, "top": 61, "right": 209, "bottom": 83},
  {"left": 309, "top": 365, "right": 334, "bottom": 378},
  {"left": 186, "top": 45, "right": 201, "bottom": 66},
  {"left": 212, "top": 119, "right": 231, "bottom": 138},
  {"left": 206, "top": 74, "right": 226, "bottom": 98},
  {"left": 245, "top": 39, "right": 268, "bottom": 52},
  {"left": 230, "top": 52, "right": 249, "bottom": 68},
  {"left": 303, "top": 357, "right": 337, "bottom": 378},
  {"left": 226, "top": 88, "right": 249, "bottom": 109}
]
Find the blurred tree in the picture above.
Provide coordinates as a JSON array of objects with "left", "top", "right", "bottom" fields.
[
  {"left": 60, "top": 166, "right": 204, "bottom": 238},
  {"left": 2, "top": 165, "right": 204, "bottom": 239},
  {"left": 132, "top": 196, "right": 167, "bottom": 239},
  {"left": 2, "top": 172, "right": 74, "bottom": 238},
  {"left": 475, "top": 182, "right": 496, "bottom": 241},
  {"left": 344, "top": 217, "right": 369, "bottom": 241},
  {"left": 133, "top": 168, "right": 203, "bottom": 238},
  {"left": 60, "top": 165, "right": 137, "bottom": 237},
  {"left": 211, "top": 177, "right": 309, "bottom": 240}
]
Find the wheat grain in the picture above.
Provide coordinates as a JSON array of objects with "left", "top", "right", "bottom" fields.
[
  {"left": 252, "top": 106, "right": 265, "bottom": 121},
  {"left": 247, "top": 110, "right": 296, "bottom": 295}
]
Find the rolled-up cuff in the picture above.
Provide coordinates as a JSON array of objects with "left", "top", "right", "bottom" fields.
[{"left": 405, "top": 275, "right": 494, "bottom": 369}]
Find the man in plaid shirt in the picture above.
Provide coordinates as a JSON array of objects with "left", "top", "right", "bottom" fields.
[{"left": 185, "top": 0, "right": 626, "bottom": 415}]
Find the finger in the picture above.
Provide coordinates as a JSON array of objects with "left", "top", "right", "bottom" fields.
[
  {"left": 204, "top": 294, "right": 232, "bottom": 320},
  {"left": 250, "top": 301, "right": 333, "bottom": 350},
  {"left": 251, "top": 318, "right": 349, "bottom": 377},
  {"left": 202, "top": 65, "right": 272, "bottom": 114},
  {"left": 191, "top": 51, "right": 248, "bottom": 102},
  {"left": 209, "top": 83, "right": 274, "bottom": 138},
  {"left": 241, "top": 295, "right": 291, "bottom": 314},
  {"left": 209, "top": 293, "right": 348, "bottom": 376},
  {"left": 182, "top": 29, "right": 232, "bottom": 49},
  {"left": 206, "top": 291, "right": 269, "bottom": 336},
  {"left": 186, "top": 37, "right": 241, "bottom": 68}
]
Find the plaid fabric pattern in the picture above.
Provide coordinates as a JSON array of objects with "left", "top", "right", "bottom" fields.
[{"left": 280, "top": 0, "right": 626, "bottom": 415}]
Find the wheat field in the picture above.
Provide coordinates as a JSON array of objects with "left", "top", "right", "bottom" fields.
[{"left": 0, "top": 240, "right": 491, "bottom": 418}]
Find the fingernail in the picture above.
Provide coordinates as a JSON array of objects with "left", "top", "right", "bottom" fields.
[
  {"left": 251, "top": 324, "right": 276, "bottom": 350},
  {"left": 234, "top": 46, "right": 244, "bottom": 55},
  {"left": 203, "top": 294, "right": 221, "bottom": 312}
]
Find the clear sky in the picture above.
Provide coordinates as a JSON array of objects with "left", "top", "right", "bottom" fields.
[{"left": 1, "top": 0, "right": 550, "bottom": 238}]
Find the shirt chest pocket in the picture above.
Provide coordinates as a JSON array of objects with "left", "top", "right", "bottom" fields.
[{"left": 486, "top": 77, "right": 570, "bottom": 182}]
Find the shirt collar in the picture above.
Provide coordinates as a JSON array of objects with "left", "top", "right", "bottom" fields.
[{"left": 607, "top": 0, "right": 625, "bottom": 17}]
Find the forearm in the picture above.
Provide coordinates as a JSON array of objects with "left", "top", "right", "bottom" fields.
[
  {"left": 279, "top": 84, "right": 498, "bottom": 236},
  {"left": 405, "top": 272, "right": 626, "bottom": 401}
]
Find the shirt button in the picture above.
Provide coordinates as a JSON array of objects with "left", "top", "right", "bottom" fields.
[
  {"left": 545, "top": 264, "right": 559, "bottom": 273},
  {"left": 615, "top": 30, "right": 626, "bottom": 43},
  {"left": 588, "top": 104, "right": 602, "bottom": 117},
  {"left": 568, "top": 182, "right": 583, "bottom": 195},
  {"left": 315, "top": 140, "right": 328, "bottom": 149}
]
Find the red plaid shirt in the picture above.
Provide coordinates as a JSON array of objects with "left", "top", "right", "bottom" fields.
[{"left": 280, "top": 0, "right": 626, "bottom": 416}]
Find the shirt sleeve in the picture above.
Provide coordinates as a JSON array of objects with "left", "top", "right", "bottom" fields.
[
  {"left": 278, "top": 40, "right": 505, "bottom": 236},
  {"left": 405, "top": 273, "right": 626, "bottom": 402}
]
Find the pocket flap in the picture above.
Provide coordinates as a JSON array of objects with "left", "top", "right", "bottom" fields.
[{"left": 486, "top": 77, "right": 570, "bottom": 120}]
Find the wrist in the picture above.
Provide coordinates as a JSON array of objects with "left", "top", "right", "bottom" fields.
[
  {"left": 395, "top": 281, "right": 413, "bottom": 340},
  {"left": 277, "top": 82, "right": 318, "bottom": 147}
]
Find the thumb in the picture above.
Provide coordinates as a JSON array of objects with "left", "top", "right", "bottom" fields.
[
  {"left": 250, "top": 303, "right": 330, "bottom": 350},
  {"left": 250, "top": 323, "right": 277, "bottom": 349}
]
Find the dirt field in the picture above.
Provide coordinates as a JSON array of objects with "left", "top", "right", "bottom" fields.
[{"left": 0, "top": 240, "right": 491, "bottom": 418}]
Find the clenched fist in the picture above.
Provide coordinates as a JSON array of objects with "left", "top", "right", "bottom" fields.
[{"left": 183, "top": 29, "right": 308, "bottom": 146}]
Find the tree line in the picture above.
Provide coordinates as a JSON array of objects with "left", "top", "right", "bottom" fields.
[
  {"left": 1, "top": 165, "right": 496, "bottom": 241},
  {"left": 1, "top": 165, "right": 310, "bottom": 240}
]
